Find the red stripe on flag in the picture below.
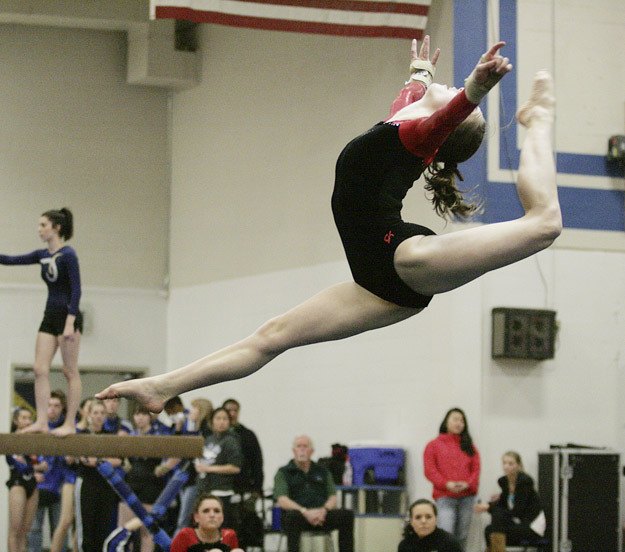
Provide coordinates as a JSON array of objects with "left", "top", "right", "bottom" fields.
[
  {"left": 221, "top": 0, "right": 429, "bottom": 17},
  {"left": 155, "top": 6, "right": 425, "bottom": 39}
]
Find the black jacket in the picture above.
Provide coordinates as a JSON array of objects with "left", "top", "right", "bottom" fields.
[
  {"left": 490, "top": 472, "right": 542, "bottom": 526},
  {"left": 398, "top": 528, "right": 462, "bottom": 552}
]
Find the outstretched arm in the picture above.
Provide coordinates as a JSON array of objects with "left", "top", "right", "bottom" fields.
[
  {"left": 463, "top": 41, "right": 512, "bottom": 103},
  {"left": 397, "top": 41, "right": 512, "bottom": 162},
  {"left": 389, "top": 35, "right": 440, "bottom": 117},
  {"left": 0, "top": 250, "right": 41, "bottom": 265}
]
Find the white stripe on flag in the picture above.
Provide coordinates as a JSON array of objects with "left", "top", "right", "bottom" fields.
[{"left": 151, "top": 0, "right": 429, "bottom": 31}]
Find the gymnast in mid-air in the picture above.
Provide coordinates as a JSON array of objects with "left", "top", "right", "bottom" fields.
[{"left": 97, "top": 36, "right": 560, "bottom": 411}]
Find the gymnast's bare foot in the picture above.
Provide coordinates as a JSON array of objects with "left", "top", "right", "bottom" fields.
[
  {"left": 51, "top": 423, "right": 76, "bottom": 437},
  {"left": 95, "top": 376, "right": 169, "bottom": 414},
  {"left": 19, "top": 421, "right": 49, "bottom": 434},
  {"left": 516, "top": 70, "right": 555, "bottom": 127}
]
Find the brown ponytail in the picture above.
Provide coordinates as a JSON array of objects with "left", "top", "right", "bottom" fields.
[
  {"left": 424, "top": 161, "right": 480, "bottom": 219},
  {"left": 423, "top": 111, "right": 486, "bottom": 220}
]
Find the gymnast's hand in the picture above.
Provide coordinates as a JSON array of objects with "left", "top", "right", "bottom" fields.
[
  {"left": 62, "top": 319, "right": 76, "bottom": 341},
  {"left": 464, "top": 41, "right": 512, "bottom": 103},
  {"left": 411, "top": 34, "right": 440, "bottom": 67},
  {"left": 406, "top": 34, "right": 440, "bottom": 87}
]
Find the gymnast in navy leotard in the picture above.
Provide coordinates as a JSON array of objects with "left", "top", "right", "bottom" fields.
[
  {"left": 0, "top": 208, "right": 82, "bottom": 436},
  {"left": 98, "top": 38, "right": 562, "bottom": 410}
]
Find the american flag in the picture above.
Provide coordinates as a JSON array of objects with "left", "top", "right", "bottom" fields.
[{"left": 150, "top": 0, "right": 430, "bottom": 39}]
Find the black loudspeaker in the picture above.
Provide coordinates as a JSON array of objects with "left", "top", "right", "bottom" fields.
[{"left": 491, "top": 307, "right": 556, "bottom": 360}]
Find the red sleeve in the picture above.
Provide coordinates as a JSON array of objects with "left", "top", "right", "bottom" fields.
[
  {"left": 388, "top": 81, "right": 427, "bottom": 118},
  {"left": 170, "top": 527, "right": 197, "bottom": 552},
  {"left": 397, "top": 89, "right": 478, "bottom": 164},
  {"left": 222, "top": 528, "right": 239, "bottom": 548},
  {"left": 423, "top": 440, "right": 448, "bottom": 492}
]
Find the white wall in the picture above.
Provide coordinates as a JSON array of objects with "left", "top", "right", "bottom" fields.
[{"left": 0, "top": 24, "right": 170, "bottom": 289}]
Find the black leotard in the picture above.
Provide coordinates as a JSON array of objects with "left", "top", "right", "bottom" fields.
[{"left": 331, "top": 89, "right": 477, "bottom": 307}]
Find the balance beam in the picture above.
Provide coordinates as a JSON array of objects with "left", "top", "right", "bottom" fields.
[{"left": 0, "top": 433, "right": 204, "bottom": 458}]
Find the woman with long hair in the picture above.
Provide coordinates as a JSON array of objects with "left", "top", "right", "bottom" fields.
[
  {"left": 424, "top": 408, "right": 480, "bottom": 550},
  {"left": 0, "top": 208, "right": 82, "bottom": 436},
  {"left": 97, "top": 40, "right": 560, "bottom": 419}
]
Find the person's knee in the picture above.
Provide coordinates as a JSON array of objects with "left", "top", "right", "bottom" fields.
[
  {"left": 394, "top": 238, "right": 444, "bottom": 295},
  {"left": 253, "top": 315, "right": 293, "bottom": 357},
  {"left": 32, "top": 361, "right": 50, "bottom": 377},
  {"left": 394, "top": 237, "right": 434, "bottom": 274},
  {"left": 61, "top": 363, "right": 79, "bottom": 379}
]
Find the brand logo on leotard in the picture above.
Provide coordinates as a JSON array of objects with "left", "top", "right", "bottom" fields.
[
  {"left": 383, "top": 231, "right": 395, "bottom": 244},
  {"left": 40, "top": 253, "right": 62, "bottom": 283}
]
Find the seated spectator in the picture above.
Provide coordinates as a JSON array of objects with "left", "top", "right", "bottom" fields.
[
  {"left": 171, "top": 493, "right": 243, "bottom": 552},
  {"left": 398, "top": 499, "right": 461, "bottom": 552},
  {"left": 274, "top": 435, "right": 354, "bottom": 552},
  {"left": 474, "top": 451, "right": 546, "bottom": 552}
]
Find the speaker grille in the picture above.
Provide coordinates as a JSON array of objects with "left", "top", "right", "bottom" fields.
[{"left": 492, "top": 307, "right": 556, "bottom": 360}]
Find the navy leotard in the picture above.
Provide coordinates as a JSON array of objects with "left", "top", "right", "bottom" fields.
[
  {"left": 331, "top": 87, "right": 478, "bottom": 308},
  {"left": 0, "top": 246, "right": 81, "bottom": 315}
]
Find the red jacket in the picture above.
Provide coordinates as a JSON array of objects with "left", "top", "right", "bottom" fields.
[{"left": 423, "top": 433, "right": 480, "bottom": 499}]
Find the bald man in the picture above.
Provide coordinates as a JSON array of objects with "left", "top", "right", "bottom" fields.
[{"left": 274, "top": 435, "right": 354, "bottom": 552}]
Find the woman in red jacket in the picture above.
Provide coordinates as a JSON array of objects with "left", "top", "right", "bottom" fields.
[{"left": 423, "top": 408, "right": 480, "bottom": 550}]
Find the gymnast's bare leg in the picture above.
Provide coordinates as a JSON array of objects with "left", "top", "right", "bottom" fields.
[
  {"left": 96, "top": 283, "right": 420, "bottom": 412},
  {"left": 96, "top": 74, "right": 560, "bottom": 413}
]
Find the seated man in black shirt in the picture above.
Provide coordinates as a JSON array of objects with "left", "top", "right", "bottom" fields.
[{"left": 274, "top": 435, "right": 354, "bottom": 552}]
